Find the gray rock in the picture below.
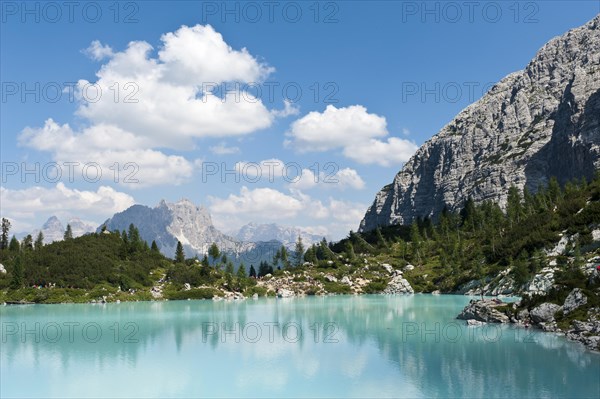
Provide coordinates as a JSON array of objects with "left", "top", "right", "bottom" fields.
[
  {"left": 359, "top": 15, "right": 600, "bottom": 232},
  {"left": 0, "top": 264, "right": 6, "bottom": 274},
  {"left": 383, "top": 275, "right": 414, "bottom": 295},
  {"left": 563, "top": 288, "right": 588, "bottom": 315},
  {"left": 530, "top": 303, "right": 562, "bottom": 324},
  {"left": 324, "top": 274, "right": 338, "bottom": 283},
  {"left": 526, "top": 267, "right": 558, "bottom": 295},
  {"left": 404, "top": 264, "right": 415, "bottom": 271},
  {"left": 381, "top": 263, "right": 394, "bottom": 274},
  {"left": 184, "top": 283, "right": 191, "bottom": 291},
  {"left": 340, "top": 276, "right": 352, "bottom": 285},
  {"left": 277, "top": 289, "right": 294, "bottom": 298},
  {"left": 457, "top": 299, "right": 510, "bottom": 323}
]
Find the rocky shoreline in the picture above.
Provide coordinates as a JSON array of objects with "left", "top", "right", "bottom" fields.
[{"left": 457, "top": 288, "right": 600, "bottom": 352}]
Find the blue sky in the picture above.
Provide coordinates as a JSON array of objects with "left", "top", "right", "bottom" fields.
[{"left": 1, "top": 1, "right": 599, "bottom": 239}]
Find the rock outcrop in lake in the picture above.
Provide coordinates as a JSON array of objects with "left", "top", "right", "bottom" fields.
[{"left": 360, "top": 15, "right": 600, "bottom": 232}]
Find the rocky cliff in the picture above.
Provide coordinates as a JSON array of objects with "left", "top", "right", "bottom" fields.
[
  {"left": 100, "top": 199, "right": 237, "bottom": 258},
  {"left": 360, "top": 15, "right": 600, "bottom": 232}
]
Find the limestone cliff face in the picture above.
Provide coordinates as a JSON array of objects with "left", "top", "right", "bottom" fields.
[
  {"left": 100, "top": 199, "right": 235, "bottom": 258},
  {"left": 360, "top": 15, "right": 600, "bottom": 232}
]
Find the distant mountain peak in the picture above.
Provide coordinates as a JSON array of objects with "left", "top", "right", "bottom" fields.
[
  {"left": 100, "top": 199, "right": 228, "bottom": 258},
  {"left": 29, "top": 216, "right": 94, "bottom": 244},
  {"left": 234, "top": 222, "right": 324, "bottom": 247}
]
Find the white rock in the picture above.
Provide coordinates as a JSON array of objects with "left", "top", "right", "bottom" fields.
[
  {"left": 184, "top": 283, "right": 191, "bottom": 291},
  {"left": 563, "top": 288, "right": 587, "bottom": 315},
  {"left": 404, "top": 264, "right": 415, "bottom": 271},
  {"left": 383, "top": 275, "right": 414, "bottom": 295},
  {"left": 381, "top": 263, "right": 394, "bottom": 274},
  {"left": 467, "top": 319, "right": 486, "bottom": 326},
  {"left": 0, "top": 264, "right": 6, "bottom": 274},
  {"left": 277, "top": 289, "right": 294, "bottom": 298}
]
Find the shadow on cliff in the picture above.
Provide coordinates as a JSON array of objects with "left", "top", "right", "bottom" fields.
[{"left": 525, "top": 85, "right": 600, "bottom": 191}]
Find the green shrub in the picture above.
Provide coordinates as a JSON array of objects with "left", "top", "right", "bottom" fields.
[{"left": 164, "top": 288, "right": 221, "bottom": 300}]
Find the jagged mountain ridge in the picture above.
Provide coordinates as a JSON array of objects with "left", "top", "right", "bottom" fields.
[
  {"left": 99, "top": 199, "right": 239, "bottom": 258},
  {"left": 234, "top": 222, "right": 324, "bottom": 247},
  {"left": 27, "top": 216, "right": 96, "bottom": 244},
  {"left": 99, "top": 200, "right": 306, "bottom": 264},
  {"left": 360, "top": 15, "right": 600, "bottom": 232}
]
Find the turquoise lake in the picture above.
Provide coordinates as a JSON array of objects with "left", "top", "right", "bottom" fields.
[{"left": 1, "top": 295, "right": 599, "bottom": 398}]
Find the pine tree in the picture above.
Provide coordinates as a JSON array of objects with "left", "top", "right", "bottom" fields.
[
  {"left": 34, "top": 231, "right": 44, "bottom": 250},
  {"left": 8, "top": 236, "right": 20, "bottom": 252},
  {"left": 225, "top": 261, "right": 234, "bottom": 288},
  {"left": 1, "top": 218, "right": 11, "bottom": 250},
  {"left": 22, "top": 235, "right": 33, "bottom": 251},
  {"left": 303, "top": 246, "right": 318, "bottom": 264},
  {"left": 280, "top": 246, "right": 289, "bottom": 268},
  {"left": 236, "top": 263, "right": 246, "bottom": 279},
  {"left": 410, "top": 222, "right": 422, "bottom": 262},
  {"left": 175, "top": 241, "right": 185, "bottom": 263},
  {"left": 293, "top": 236, "right": 305, "bottom": 267},
  {"left": 151, "top": 240, "right": 159, "bottom": 253},
  {"left": 128, "top": 224, "right": 142, "bottom": 254},
  {"left": 225, "top": 261, "right": 234, "bottom": 275},
  {"left": 343, "top": 241, "right": 356, "bottom": 261},
  {"left": 64, "top": 224, "right": 73, "bottom": 240},
  {"left": 10, "top": 256, "right": 23, "bottom": 289},
  {"left": 258, "top": 261, "right": 270, "bottom": 277},
  {"left": 375, "top": 227, "right": 387, "bottom": 248},
  {"left": 506, "top": 186, "right": 523, "bottom": 227},
  {"left": 272, "top": 248, "right": 281, "bottom": 269},
  {"left": 235, "top": 262, "right": 247, "bottom": 291},
  {"left": 208, "top": 243, "right": 220, "bottom": 267},
  {"left": 249, "top": 264, "right": 257, "bottom": 278}
]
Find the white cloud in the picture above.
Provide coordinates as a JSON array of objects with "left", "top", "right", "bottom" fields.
[
  {"left": 158, "top": 24, "right": 274, "bottom": 85},
  {"left": 294, "top": 167, "right": 365, "bottom": 190},
  {"left": 84, "top": 40, "right": 114, "bottom": 61},
  {"left": 208, "top": 186, "right": 367, "bottom": 240},
  {"left": 19, "top": 119, "right": 195, "bottom": 187},
  {"left": 19, "top": 24, "right": 285, "bottom": 187},
  {"left": 234, "top": 159, "right": 364, "bottom": 190},
  {"left": 75, "top": 25, "right": 276, "bottom": 145},
  {"left": 0, "top": 183, "right": 135, "bottom": 226},
  {"left": 271, "top": 99, "right": 300, "bottom": 118},
  {"left": 209, "top": 142, "right": 241, "bottom": 155},
  {"left": 286, "top": 105, "right": 419, "bottom": 167},
  {"left": 344, "top": 137, "right": 419, "bottom": 167},
  {"left": 209, "top": 186, "right": 306, "bottom": 219},
  {"left": 234, "top": 159, "right": 287, "bottom": 182},
  {"left": 327, "top": 198, "right": 368, "bottom": 224}
]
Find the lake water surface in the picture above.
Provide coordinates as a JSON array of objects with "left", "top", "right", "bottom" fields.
[{"left": 1, "top": 295, "right": 599, "bottom": 398}]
